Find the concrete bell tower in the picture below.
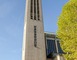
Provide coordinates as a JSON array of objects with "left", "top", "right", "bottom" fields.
[{"left": 22, "top": 0, "right": 46, "bottom": 60}]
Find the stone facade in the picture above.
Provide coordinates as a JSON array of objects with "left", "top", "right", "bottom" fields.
[{"left": 22, "top": 0, "right": 46, "bottom": 60}]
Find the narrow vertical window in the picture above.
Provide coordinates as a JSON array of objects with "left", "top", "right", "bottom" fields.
[
  {"left": 37, "top": 0, "right": 40, "bottom": 20},
  {"left": 30, "top": 0, "right": 33, "bottom": 19},
  {"left": 34, "top": 0, "right": 36, "bottom": 20},
  {"left": 34, "top": 26, "right": 37, "bottom": 47}
]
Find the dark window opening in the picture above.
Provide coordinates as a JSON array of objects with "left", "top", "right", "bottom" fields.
[
  {"left": 47, "top": 40, "right": 56, "bottom": 56},
  {"left": 34, "top": 0, "right": 36, "bottom": 20},
  {"left": 46, "top": 39, "right": 64, "bottom": 58},
  {"left": 30, "top": 0, "right": 33, "bottom": 19},
  {"left": 37, "top": 0, "right": 40, "bottom": 20},
  {"left": 34, "top": 26, "right": 37, "bottom": 47}
]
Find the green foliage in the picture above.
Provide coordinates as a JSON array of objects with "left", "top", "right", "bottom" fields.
[{"left": 57, "top": 0, "right": 77, "bottom": 60}]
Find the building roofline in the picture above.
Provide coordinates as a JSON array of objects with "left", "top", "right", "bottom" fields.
[{"left": 44, "top": 32, "right": 56, "bottom": 35}]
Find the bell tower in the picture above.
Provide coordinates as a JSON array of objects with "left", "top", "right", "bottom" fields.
[{"left": 22, "top": 0, "right": 46, "bottom": 60}]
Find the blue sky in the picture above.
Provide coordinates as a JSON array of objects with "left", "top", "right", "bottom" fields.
[{"left": 0, "top": 0, "right": 68, "bottom": 60}]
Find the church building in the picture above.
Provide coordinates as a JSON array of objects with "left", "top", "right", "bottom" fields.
[{"left": 22, "top": 0, "right": 64, "bottom": 60}]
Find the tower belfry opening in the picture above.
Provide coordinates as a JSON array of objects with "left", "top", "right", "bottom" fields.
[
  {"left": 30, "top": 0, "right": 40, "bottom": 20},
  {"left": 34, "top": 0, "right": 36, "bottom": 20},
  {"left": 30, "top": 0, "right": 33, "bottom": 19},
  {"left": 37, "top": 0, "right": 40, "bottom": 20}
]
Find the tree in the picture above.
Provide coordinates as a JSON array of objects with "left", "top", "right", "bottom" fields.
[{"left": 57, "top": 0, "right": 77, "bottom": 60}]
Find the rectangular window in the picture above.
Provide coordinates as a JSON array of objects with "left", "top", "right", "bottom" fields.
[
  {"left": 34, "top": 26, "right": 37, "bottom": 47},
  {"left": 47, "top": 40, "right": 56, "bottom": 56}
]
